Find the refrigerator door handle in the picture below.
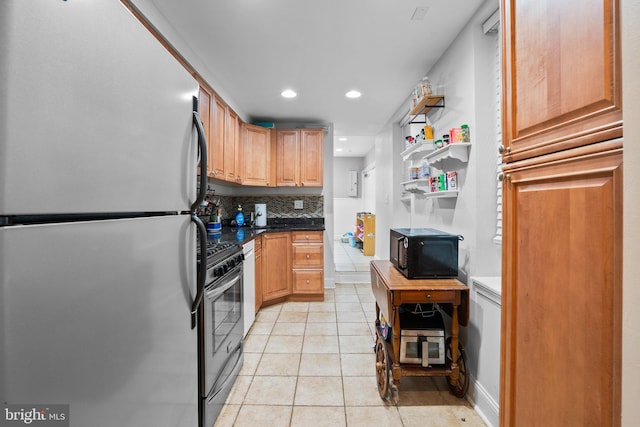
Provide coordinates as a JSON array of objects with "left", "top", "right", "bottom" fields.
[
  {"left": 191, "top": 110, "right": 208, "bottom": 213},
  {"left": 190, "top": 108, "right": 208, "bottom": 330},
  {"left": 191, "top": 213, "right": 207, "bottom": 329}
]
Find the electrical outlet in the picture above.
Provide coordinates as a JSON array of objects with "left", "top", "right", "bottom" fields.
[{"left": 294, "top": 200, "right": 303, "bottom": 209}]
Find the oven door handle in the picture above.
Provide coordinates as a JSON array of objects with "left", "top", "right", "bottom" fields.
[{"left": 205, "top": 275, "right": 241, "bottom": 301}]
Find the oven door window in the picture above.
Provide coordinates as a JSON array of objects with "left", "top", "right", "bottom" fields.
[{"left": 210, "top": 274, "right": 242, "bottom": 355}]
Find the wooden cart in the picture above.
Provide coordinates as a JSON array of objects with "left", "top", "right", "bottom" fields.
[{"left": 370, "top": 260, "right": 470, "bottom": 402}]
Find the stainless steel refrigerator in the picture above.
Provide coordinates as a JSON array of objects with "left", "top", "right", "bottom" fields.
[{"left": 1, "top": 1, "right": 204, "bottom": 425}]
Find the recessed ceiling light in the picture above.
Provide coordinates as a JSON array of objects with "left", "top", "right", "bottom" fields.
[
  {"left": 336, "top": 148, "right": 344, "bottom": 152},
  {"left": 281, "top": 89, "right": 297, "bottom": 98},
  {"left": 345, "top": 90, "right": 361, "bottom": 99},
  {"left": 339, "top": 137, "right": 348, "bottom": 141}
]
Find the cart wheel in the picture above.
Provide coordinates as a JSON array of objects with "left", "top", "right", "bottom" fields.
[
  {"left": 375, "top": 334, "right": 392, "bottom": 401},
  {"left": 445, "top": 337, "right": 469, "bottom": 398}
]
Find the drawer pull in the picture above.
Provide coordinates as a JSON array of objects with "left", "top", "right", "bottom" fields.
[{"left": 427, "top": 294, "right": 431, "bottom": 299}]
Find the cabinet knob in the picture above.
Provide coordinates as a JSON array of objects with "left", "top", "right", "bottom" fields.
[
  {"left": 306, "top": 254, "right": 310, "bottom": 259},
  {"left": 301, "top": 182, "right": 305, "bottom": 186},
  {"left": 426, "top": 294, "right": 432, "bottom": 299},
  {"left": 306, "top": 280, "right": 310, "bottom": 284}
]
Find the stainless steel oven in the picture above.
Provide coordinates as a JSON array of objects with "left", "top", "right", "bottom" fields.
[{"left": 198, "top": 241, "right": 244, "bottom": 427}]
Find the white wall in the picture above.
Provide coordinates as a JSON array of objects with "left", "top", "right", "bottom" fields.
[
  {"left": 379, "top": 0, "right": 501, "bottom": 424},
  {"left": 622, "top": 0, "right": 640, "bottom": 423},
  {"left": 333, "top": 157, "right": 363, "bottom": 198}
]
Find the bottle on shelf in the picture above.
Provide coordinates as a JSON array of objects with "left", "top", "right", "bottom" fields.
[
  {"left": 420, "top": 76, "right": 433, "bottom": 98},
  {"left": 461, "top": 124, "right": 470, "bottom": 142}
]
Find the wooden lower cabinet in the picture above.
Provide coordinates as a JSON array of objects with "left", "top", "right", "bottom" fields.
[
  {"left": 500, "top": 142, "right": 622, "bottom": 427},
  {"left": 257, "top": 231, "right": 324, "bottom": 308},
  {"left": 291, "top": 231, "right": 324, "bottom": 300},
  {"left": 261, "top": 232, "right": 291, "bottom": 303}
]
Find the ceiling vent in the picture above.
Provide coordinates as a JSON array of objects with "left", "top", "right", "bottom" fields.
[{"left": 410, "top": 7, "right": 429, "bottom": 21}]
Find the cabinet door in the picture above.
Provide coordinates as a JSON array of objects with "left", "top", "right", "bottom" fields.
[
  {"left": 197, "top": 87, "right": 211, "bottom": 176},
  {"left": 501, "top": 0, "right": 621, "bottom": 162},
  {"left": 299, "top": 129, "right": 323, "bottom": 187},
  {"left": 500, "top": 142, "right": 622, "bottom": 427},
  {"left": 276, "top": 130, "right": 300, "bottom": 186},
  {"left": 209, "top": 95, "right": 226, "bottom": 178},
  {"left": 262, "top": 232, "right": 291, "bottom": 302},
  {"left": 224, "top": 109, "right": 240, "bottom": 183},
  {"left": 241, "top": 124, "right": 272, "bottom": 186}
]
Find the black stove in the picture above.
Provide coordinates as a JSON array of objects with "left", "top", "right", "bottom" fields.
[{"left": 197, "top": 239, "right": 242, "bottom": 268}]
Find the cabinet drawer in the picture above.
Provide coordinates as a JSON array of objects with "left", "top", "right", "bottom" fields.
[
  {"left": 292, "top": 244, "right": 323, "bottom": 268},
  {"left": 292, "top": 231, "right": 323, "bottom": 243},
  {"left": 399, "top": 290, "right": 459, "bottom": 304},
  {"left": 293, "top": 270, "right": 324, "bottom": 294}
]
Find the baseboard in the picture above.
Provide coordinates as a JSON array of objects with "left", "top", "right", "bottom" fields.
[
  {"left": 467, "top": 374, "right": 499, "bottom": 427},
  {"left": 324, "top": 277, "right": 336, "bottom": 289},
  {"left": 335, "top": 271, "right": 370, "bottom": 284}
]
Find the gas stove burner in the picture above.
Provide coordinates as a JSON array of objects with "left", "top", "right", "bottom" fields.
[
  {"left": 197, "top": 240, "right": 242, "bottom": 267},
  {"left": 205, "top": 241, "right": 235, "bottom": 257}
]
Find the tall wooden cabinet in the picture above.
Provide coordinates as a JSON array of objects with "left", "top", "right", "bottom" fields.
[{"left": 500, "top": 1, "right": 622, "bottom": 426}]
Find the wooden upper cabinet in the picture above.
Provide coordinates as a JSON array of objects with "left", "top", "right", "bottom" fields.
[
  {"left": 241, "top": 123, "right": 273, "bottom": 186},
  {"left": 501, "top": 0, "right": 621, "bottom": 162},
  {"left": 276, "top": 129, "right": 324, "bottom": 187},
  {"left": 300, "top": 129, "right": 324, "bottom": 187},
  {"left": 224, "top": 108, "right": 241, "bottom": 183},
  {"left": 209, "top": 95, "right": 226, "bottom": 178},
  {"left": 276, "top": 130, "right": 300, "bottom": 186}
]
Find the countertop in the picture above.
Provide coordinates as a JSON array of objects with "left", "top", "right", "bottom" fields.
[{"left": 205, "top": 220, "right": 325, "bottom": 247}]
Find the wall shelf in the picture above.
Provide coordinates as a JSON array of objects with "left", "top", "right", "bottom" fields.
[
  {"left": 424, "top": 190, "right": 459, "bottom": 199},
  {"left": 401, "top": 179, "right": 430, "bottom": 193},
  {"left": 424, "top": 143, "right": 471, "bottom": 167},
  {"left": 401, "top": 140, "right": 435, "bottom": 161},
  {"left": 408, "top": 95, "right": 445, "bottom": 124}
]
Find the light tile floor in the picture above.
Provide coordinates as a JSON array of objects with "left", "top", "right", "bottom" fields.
[
  {"left": 334, "top": 240, "right": 373, "bottom": 272},
  {"left": 214, "top": 283, "right": 486, "bottom": 427}
]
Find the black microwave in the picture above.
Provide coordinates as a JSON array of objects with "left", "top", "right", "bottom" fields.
[{"left": 390, "top": 228, "right": 463, "bottom": 279}]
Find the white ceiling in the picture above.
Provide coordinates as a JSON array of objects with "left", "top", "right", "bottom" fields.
[{"left": 136, "top": 0, "right": 484, "bottom": 157}]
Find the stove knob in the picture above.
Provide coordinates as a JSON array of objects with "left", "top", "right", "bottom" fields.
[
  {"left": 215, "top": 267, "right": 224, "bottom": 277},
  {"left": 222, "top": 264, "right": 229, "bottom": 274},
  {"left": 228, "top": 259, "right": 236, "bottom": 269}
]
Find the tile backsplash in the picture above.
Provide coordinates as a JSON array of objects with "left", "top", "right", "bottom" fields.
[{"left": 199, "top": 194, "right": 323, "bottom": 222}]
